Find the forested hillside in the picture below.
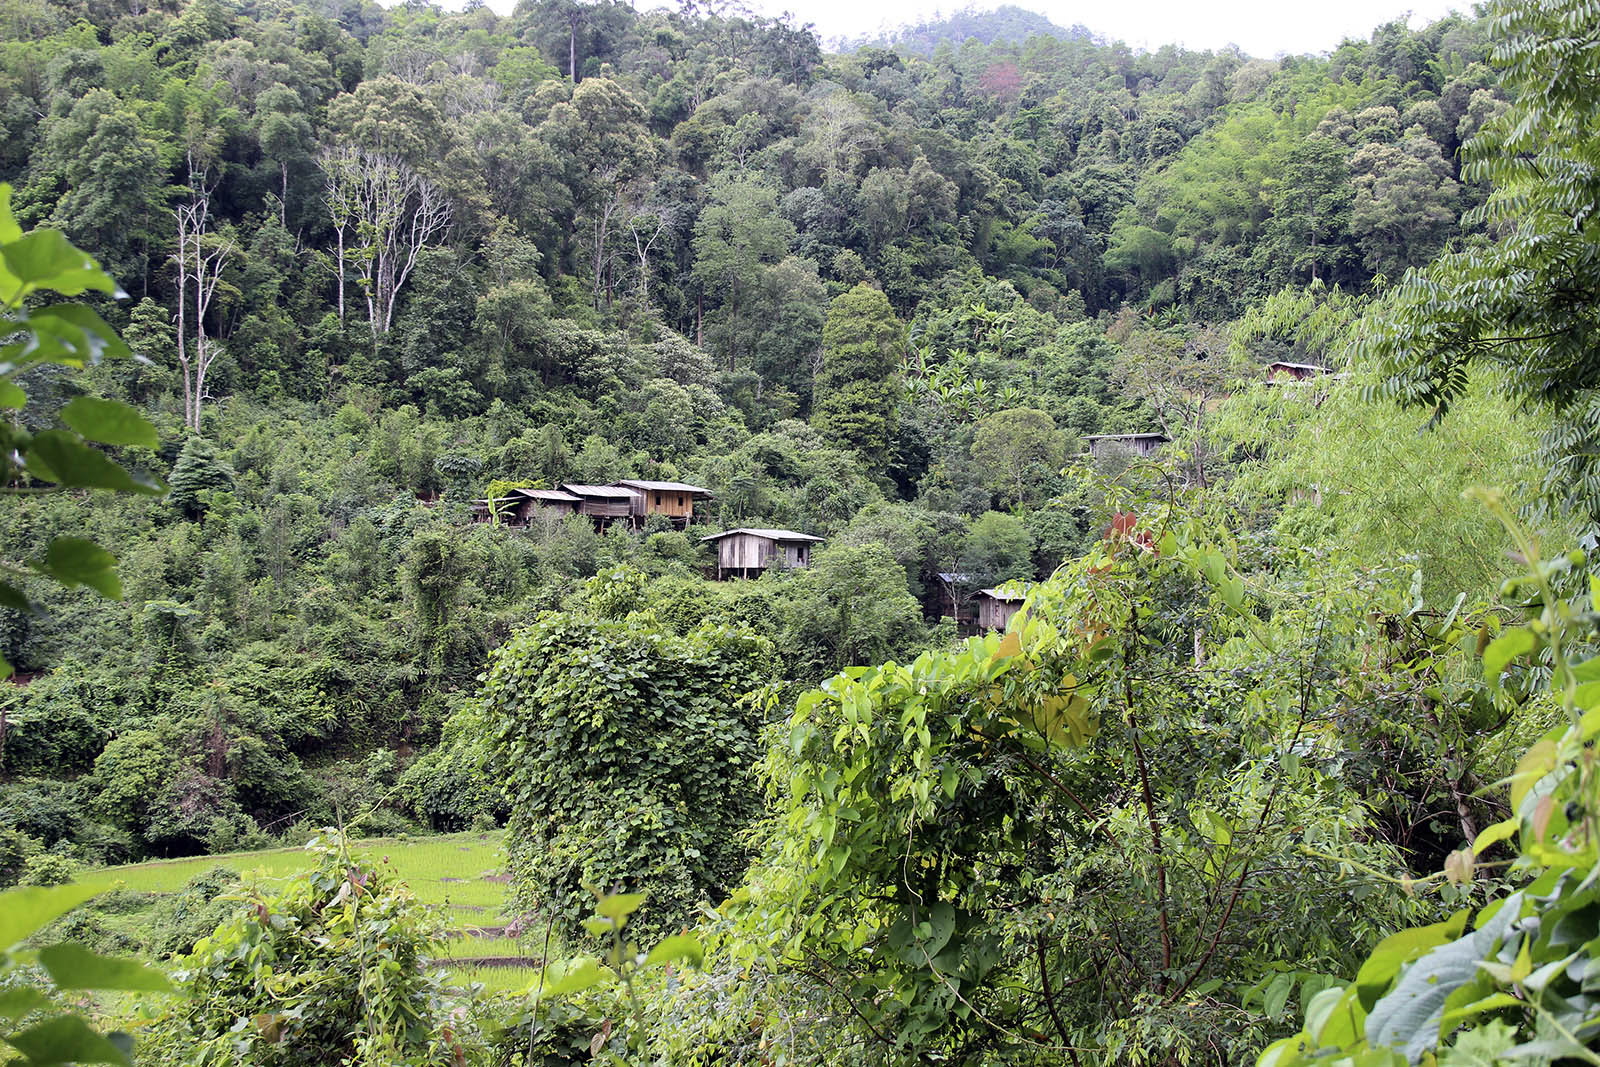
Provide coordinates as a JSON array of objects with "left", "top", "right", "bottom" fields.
[
  {"left": 0, "top": 0, "right": 1514, "bottom": 866},
  {"left": 5, "top": 0, "right": 1600, "bottom": 1061}
]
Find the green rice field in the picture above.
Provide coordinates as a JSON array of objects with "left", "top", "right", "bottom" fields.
[{"left": 76, "top": 831, "right": 549, "bottom": 994}]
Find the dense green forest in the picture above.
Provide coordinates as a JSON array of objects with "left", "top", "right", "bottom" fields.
[
  {"left": 0, "top": 0, "right": 1518, "bottom": 860},
  {"left": 2, "top": 0, "right": 1600, "bottom": 1061}
]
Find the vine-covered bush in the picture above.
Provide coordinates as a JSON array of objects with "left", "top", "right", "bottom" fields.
[
  {"left": 484, "top": 612, "right": 774, "bottom": 941},
  {"left": 147, "top": 866, "right": 242, "bottom": 958},
  {"left": 146, "top": 833, "right": 472, "bottom": 1067}
]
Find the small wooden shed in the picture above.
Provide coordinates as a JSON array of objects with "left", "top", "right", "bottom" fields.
[
  {"left": 1083, "top": 432, "right": 1170, "bottom": 459},
  {"left": 471, "top": 488, "right": 581, "bottom": 526},
  {"left": 975, "top": 586, "right": 1028, "bottom": 631},
  {"left": 614, "top": 479, "right": 713, "bottom": 527},
  {"left": 561, "top": 483, "right": 637, "bottom": 526},
  {"left": 701, "top": 528, "right": 823, "bottom": 579}
]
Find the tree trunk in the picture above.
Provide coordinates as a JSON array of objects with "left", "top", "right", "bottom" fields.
[
  {"left": 175, "top": 224, "right": 191, "bottom": 428},
  {"left": 335, "top": 224, "right": 346, "bottom": 328},
  {"left": 569, "top": 13, "right": 577, "bottom": 82}
]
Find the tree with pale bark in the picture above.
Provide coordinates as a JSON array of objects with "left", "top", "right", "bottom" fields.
[{"left": 320, "top": 147, "right": 453, "bottom": 342}]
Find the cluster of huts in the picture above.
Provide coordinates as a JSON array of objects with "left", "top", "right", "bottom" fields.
[
  {"left": 471, "top": 480, "right": 832, "bottom": 584},
  {"left": 472, "top": 479, "right": 714, "bottom": 529},
  {"left": 471, "top": 479, "right": 1027, "bottom": 629},
  {"left": 470, "top": 365, "right": 1331, "bottom": 626}
]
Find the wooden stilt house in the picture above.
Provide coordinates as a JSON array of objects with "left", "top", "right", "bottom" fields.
[
  {"left": 471, "top": 488, "right": 581, "bottom": 526},
  {"left": 1083, "top": 432, "right": 1170, "bottom": 459},
  {"left": 613, "top": 479, "right": 713, "bottom": 528},
  {"left": 701, "top": 528, "right": 823, "bottom": 579}
]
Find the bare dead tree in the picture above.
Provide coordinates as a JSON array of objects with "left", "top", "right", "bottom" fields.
[
  {"left": 323, "top": 155, "right": 355, "bottom": 327},
  {"left": 320, "top": 148, "right": 453, "bottom": 342},
  {"left": 172, "top": 163, "right": 236, "bottom": 431},
  {"left": 627, "top": 186, "right": 671, "bottom": 314},
  {"left": 587, "top": 168, "right": 625, "bottom": 312}
]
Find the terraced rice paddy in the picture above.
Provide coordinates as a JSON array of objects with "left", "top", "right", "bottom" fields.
[{"left": 77, "top": 831, "right": 549, "bottom": 992}]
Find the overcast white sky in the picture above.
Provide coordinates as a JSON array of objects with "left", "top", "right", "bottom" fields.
[{"left": 705, "top": 0, "right": 1467, "bottom": 58}]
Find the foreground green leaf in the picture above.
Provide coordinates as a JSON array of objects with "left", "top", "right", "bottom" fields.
[
  {"left": 24, "top": 431, "right": 164, "bottom": 495},
  {"left": 60, "top": 397, "right": 157, "bottom": 448},
  {"left": 3, "top": 1016, "right": 131, "bottom": 1066},
  {"left": 32, "top": 537, "right": 121, "bottom": 599},
  {"left": 0, "top": 885, "right": 97, "bottom": 950},
  {"left": 38, "top": 944, "right": 173, "bottom": 992}
]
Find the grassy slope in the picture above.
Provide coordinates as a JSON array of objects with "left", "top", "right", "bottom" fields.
[{"left": 79, "top": 831, "right": 549, "bottom": 994}]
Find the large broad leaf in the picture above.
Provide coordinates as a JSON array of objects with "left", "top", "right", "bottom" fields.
[
  {"left": 594, "top": 892, "right": 646, "bottom": 923},
  {"left": 643, "top": 934, "right": 703, "bottom": 969},
  {"left": 1483, "top": 629, "right": 1536, "bottom": 685},
  {"left": 0, "top": 230, "right": 118, "bottom": 300},
  {"left": 27, "top": 306, "right": 132, "bottom": 366},
  {"left": 1356, "top": 910, "right": 1471, "bottom": 1010},
  {"left": 3, "top": 1015, "right": 131, "bottom": 1066},
  {"left": 1437, "top": 1021, "right": 1518, "bottom": 1067},
  {"left": 0, "top": 579, "right": 33, "bottom": 615},
  {"left": 32, "top": 537, "right": 120, "bottom": 600},
  {"left": 538, "top": 956, "right": 606, "bottom": 997},
  {"left": 24, "top": 431, "right": 164, "bottom": 495},
  {"left": 0, "top": 987, "right": 49, "bottom": 1021},
  {"left": 0, "top": 184, "right": 21, "bottom": 244},
  {"left": 0, "top": 884, "right": 98, "bottom": 950},
  {"left": 38, "top": 944, "right": 173, "bottom": 992},
  {"left": 60, "top": 397, "right": 155, "bottom": 448},
  {"left": 1365, "top": 895, "right": 1523, "bottom": 1062}
]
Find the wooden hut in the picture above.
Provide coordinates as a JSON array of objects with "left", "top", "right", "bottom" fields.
[
  {"left": 613, "top": 479, "right": 713, "bottom": 528},
  {"left": 975, "top": 586, "right": 1028, "bottom": 631},
  {"left": 1083, "top": 432, "right": 1170, "bottom": 459},
  {"left": 701, "top": 528, "right": 823, "bottom": 579},
  {"left": 561, "top": 484, "right": 637, "bottom": 527},
  {"left": 471, "top": 488, "right": 581, "bottom": 526},
  {"left": 510, "top": 488, "right": 581, "bottom": 524}
]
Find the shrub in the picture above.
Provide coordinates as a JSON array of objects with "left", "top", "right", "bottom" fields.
[
  {"left": 397, "top": 735, "right": 502, "bottom": 833},
  {"left": 152, "top": 833, "right": 473, "bottom": 1066},
  {"left": 19, "top": 852, "right": 78, "bottom": 887},
  {"left": 0, "top": 827, "right": 40, "bottom": 888},
  {"left": 149, "top": 866, "right": 242, "bottom": 958},
  {"left": 484, "top": 612, "right": 773, "bottom": 941}
]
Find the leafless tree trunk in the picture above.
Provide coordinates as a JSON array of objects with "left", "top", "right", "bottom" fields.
[
  {"left": 320, "top": 148, "right": 453, "bottom": 342},
  {"left": 172, "top": 159, "right": 235, "bottom": 431},
  {"left": 628, "top": 189, "right": 669, "bottom": 314},
  {"left": 325, "top": 160, "right": 353, "bottom": 327},
  {"left": 590, "top": 181, "right": 619, "bottom": 311}
]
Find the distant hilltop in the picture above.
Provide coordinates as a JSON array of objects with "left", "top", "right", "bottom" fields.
[{"left": 840, "top": 4, "right": 1096, "bottom": 56}]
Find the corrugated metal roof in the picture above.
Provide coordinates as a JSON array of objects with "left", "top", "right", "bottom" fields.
[
  {"left": 614, "top": 479, "right": 713, "bottom": 495},
  {"left": 979, "top": 585, "right": 1029, "bottom": 601},
  {"left": 513, "top": 488, "right": 581, "bottom": 502},
  {"left": 560, "top": 483, "right": 638, "bottom": 498},
  {"left": 1266, "top": 361, "right": 1328, "bottom": 372},
  {"left": 700, "top": 527, "right": 824, "bottom": 543}
]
